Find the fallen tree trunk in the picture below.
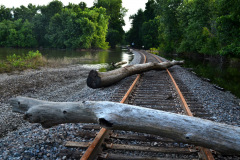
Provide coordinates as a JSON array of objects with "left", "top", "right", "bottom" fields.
[
  {"left": 87, "top": 60, "right": 184, "bottom": 89},
  {"left": 10, "top": 96, "right": 240, "bottom": 155},
  {"left": 111, "top": 61, "right": 127, "bottom": 67}
]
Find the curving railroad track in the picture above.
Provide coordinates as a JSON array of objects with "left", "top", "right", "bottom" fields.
[{"left": 66, "top": 50, "right": 236, "bottom": 160}]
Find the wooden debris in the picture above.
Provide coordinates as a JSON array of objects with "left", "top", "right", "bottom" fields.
[{"left": 9, "top": 96, "right": 240, "bottom": 155}]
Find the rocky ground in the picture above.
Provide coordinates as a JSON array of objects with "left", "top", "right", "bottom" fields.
[
  {"left": 172, "top": 65, "right": 240, "bottom": 127},
  {"left": 0, "top": 51, "right": 239, "bottom": 160}
]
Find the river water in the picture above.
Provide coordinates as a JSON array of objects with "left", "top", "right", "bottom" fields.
[
  {"left": 159, "top": 52, "right": 240, "bottom": 98},
  {"left": 0, "top": 47, "right": 133, "bottom": 72}
]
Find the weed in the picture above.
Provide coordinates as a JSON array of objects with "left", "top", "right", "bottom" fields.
[{"left": 0, "top": 50, "right": 46, "bottom": 73}]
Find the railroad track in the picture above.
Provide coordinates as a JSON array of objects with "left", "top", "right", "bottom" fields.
[{"left": 65, "top": 50, "right": 233, "bottom": 159}]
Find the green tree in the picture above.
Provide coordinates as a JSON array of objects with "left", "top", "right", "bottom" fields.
[
  {"left": 217, "top": 0, "right": 240, "bottom": 56},
  {"left": 0, "top": 5, "right": 12, "bottom": 21},
  {"left": 79, "top": 2, "right": 87, "bottom": 10},
  {"left": 32, "top": 0, "right": 63, "bottom": 47},
  {"left": 41, "top": 0, "right": 63, "bottom": 19},
  {"left": 0, "top": 20, "right": 14, "bottom": 46},
  {"left": 177, "top": 0, "right": 219, "bottom": 54},
  {"left": 18, "top": 20, "right": 38, "bottom": 47},
  {"left": 46, "top": 7, "right": 109, "bottom": 49},
  {"left": 126, "top": 9, "right": 145, "bottom": 48},
  {"left": 142, "top": 17, "right": 161, "bottom": 49},
  {"left": 126, "top": 0, "right": 239, "bottom": 56},
  {"left": 154, "top": 0, "right": 182, "bottom": 53},
  {"left": 66, "top": 2, "right": 87, "bottom": 11},
  {"left": 94, "top": 0, "right": 127, "bottom": 48},
  {"left": 0, "top": 19, "right": 37, "bottom": 47},
  {"left": 0, "top": 0, "right": 110, "bottom": 50},
  {"left": 32, "top": 14, "right": 48, "bottom": 47},
  {"left": 144, "top": 0, "right": 156, "bottom": 21},
  {"left": 90, "top": 7, "right": 109, "bottom": 49},
  {"left": 126, "top": 0, "right": 157, "bottom": 49},
  {"left": 13, "top": 4, "right": 38, "bottom": 22}
]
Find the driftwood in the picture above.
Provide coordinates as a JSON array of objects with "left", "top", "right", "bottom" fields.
[
  {"left": 87, "top": 60, "right": 184, "bottom": 89},
  {"left": 111, "top": 61, "right": 127, "bottom": 67},
  {"left": 10, "top": 96, "right": 240, "bottom": 155}
]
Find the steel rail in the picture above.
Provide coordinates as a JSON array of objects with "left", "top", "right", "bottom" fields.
[
  {"left": 81, "top": 50, "right": 214, "bottom": 160},
  {"left": 80, "top": 128, "right": 109, "bottom": 160},
  {"left": 81, "top": 51, "right": 147, "bottom": 160},
  {"left": 152, "top": 54, "right": 193, "bottom": 116},
  {"left": 151, "top": 53, "right": 215, "bottom": 160}
]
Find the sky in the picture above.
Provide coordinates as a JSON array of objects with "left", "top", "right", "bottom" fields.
[{"left": 0, "top": 0, "right": 148, "bottom": 31}]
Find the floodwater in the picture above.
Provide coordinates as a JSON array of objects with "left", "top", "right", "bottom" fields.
[
  {"left": 0, "top": 47, "right": 133, "bottom": 72},
  {"left": 159, "top": 52, "right": 240, "bottom": 98}
]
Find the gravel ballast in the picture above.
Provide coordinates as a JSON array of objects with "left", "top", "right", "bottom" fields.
[
  {"left": 0, "top": 50, "right": 239, "bottom": 159},
  {"left": 172, "top": 65, "right": 240, "bottom": 127}
]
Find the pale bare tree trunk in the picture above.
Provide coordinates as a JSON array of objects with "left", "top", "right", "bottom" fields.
[
  {"left": 87, "top": 60, "right": 184, "bottom": 88},
  {"left": 10, "top": 96, "right": 240, "bottom": 155},
  {"left": 111, "top": 61, "right": 127, "bottom": 67}
]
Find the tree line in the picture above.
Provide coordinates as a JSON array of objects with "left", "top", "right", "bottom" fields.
[
  {"left": 0, "top": 0, "right": 126, "bottom": 49},
  {"left": 126, "top": 0, "right": 240, "bottom": 56}
]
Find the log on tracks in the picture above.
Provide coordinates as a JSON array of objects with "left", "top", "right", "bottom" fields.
[
  {"left": 87, "top": 60, "right": 184, "bottom": 89},
  {"left": 9, "top": 96, "right": 240, "bottom": 155},
  {"left": 111, "top": 61, "right": 127, "bottom": 67}
]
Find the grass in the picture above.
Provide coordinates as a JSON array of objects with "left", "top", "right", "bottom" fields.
[
  {"left": 149, "top": 48, "right": 159, "bottom": 54},
  {"left": 0, "top": 50, "right": 46, "bottom": 73},
  {"left": 46, "top": 57, "right": 84, "bottom": 67},
  {"left": 0, "top": 50, "right": 89, "bottom": 73}
]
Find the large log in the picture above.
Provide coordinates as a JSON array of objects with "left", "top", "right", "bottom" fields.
[
  {"left": 10, "top": 96, "right": 240, "bottom": 155},
  {"left": 87, "top": 60, "right": 184, "bottom": 89}
]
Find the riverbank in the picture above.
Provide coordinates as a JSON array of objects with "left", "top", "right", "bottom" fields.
[{"left": 0, "top": 50, "right": 239, "bottom": 159}]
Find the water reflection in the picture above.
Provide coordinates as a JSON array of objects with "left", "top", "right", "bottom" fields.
[
  {"left": 159, "top": 53, "right": 240, "bottom": 98},
  {"left": 0, "top": 47, "right": 133, "bottom": 72},
  {"left": 121, "top": 52, "right": 131, "bottom": 66}
]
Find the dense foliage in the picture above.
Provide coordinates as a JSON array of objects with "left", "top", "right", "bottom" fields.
[
  {"left": 126, "top": 0, "right": 240, "bottom": 56},
  {"left": 0, "top": 1, "right": 113, "bottom": 49},
  {"left": 94, "top": 0, "right": 127, "bottom": 48}
]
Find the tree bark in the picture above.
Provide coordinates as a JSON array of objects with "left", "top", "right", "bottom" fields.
[
  {"left": 10, "top": 96, "right": 240, "bottom": 155},
  {"left": 87, "top": 60, "right": 184, "bottom": 89}
]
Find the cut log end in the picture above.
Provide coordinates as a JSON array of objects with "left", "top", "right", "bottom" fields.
[
  {"left": 9, "top": 97, "right": 30, "bottom": 114},
  {"left": 99, "top": 118, "right": 113, "bottom": 128},
  {"left": 87, "top": 70, "right": 102, "bottom": 89}
]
